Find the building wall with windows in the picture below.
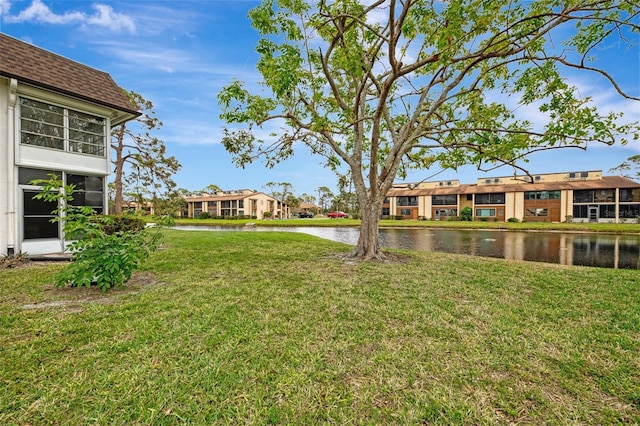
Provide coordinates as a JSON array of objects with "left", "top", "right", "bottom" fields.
[
  {"left": 1, "top": 34, "right": 138, "bottom": 256},
  {"left": 185, "top": 190, "right": 290, "bottom": 219},
  {"left": 386, "top": 171, "right": 640, "bottom": 223}
]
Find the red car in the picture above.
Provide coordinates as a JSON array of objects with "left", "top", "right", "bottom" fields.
[{"left": 326, "top": 211, "right": 349, "bottom": 219}]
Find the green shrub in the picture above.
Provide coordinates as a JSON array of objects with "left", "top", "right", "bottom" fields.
[
  {"left": 198, "top": 212, "right": 210, "bottom": 219},
  {"left": 394, "top": 215, "right": 404, "bottom": 220},
  {"left": 101, "top": 215, "right": 146, "bottom": 234},
  {"left": 507, "top": 217, "right": 520, "bottom": 223},
  {"left": 31, "top": 176, "right": 160, "bottom": 291},
  {"left": 460, "top": 206, "right": 473, "bottom": 221}
]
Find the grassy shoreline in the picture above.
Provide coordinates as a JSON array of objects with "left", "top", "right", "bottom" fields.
[
  {"left": 174, "top": 217, "right": 640, "bottom": 235},
  {"left": 2, "top": 229, "right": 639, "bottom": 424}
]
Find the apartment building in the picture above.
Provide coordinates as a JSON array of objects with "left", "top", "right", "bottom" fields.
[
  {"left": 384, "top": 170, "right": 640, "bottom": 223},
  {"left": 185, "top": 189, "right": 290, "bottom": 219}
]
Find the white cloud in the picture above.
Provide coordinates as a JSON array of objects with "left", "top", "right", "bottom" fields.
[
  {"left": 84, "top": 4, "right": 135, "bottom": 34},
  {"left": 0, "top": 0, "right": 12, "bottom": 16},
  {"left": 1, "top": 0, "right": 135, "bottom": 33},
  {"left": 3, "top": 0, "right": 84, "bottom": 24}
]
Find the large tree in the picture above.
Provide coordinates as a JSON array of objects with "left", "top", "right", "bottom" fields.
[
  {"left": 218, "top": 0, "right": 639, "bottom": 260},
  {"left": 112, "top": 90, "right": 181, "bottom": 215},
  {"left": 610, "top": 155, "right": 640, "bottom": 181},
  {"left": 263, "top": 181, "right": 295, "bottom": 217}
]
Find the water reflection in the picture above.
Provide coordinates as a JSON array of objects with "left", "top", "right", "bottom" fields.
[{"left": 173, "top": 225, "right": 640, "bottom": 269}]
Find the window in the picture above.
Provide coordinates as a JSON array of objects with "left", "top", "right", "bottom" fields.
[
  {"left": 397, "top": 196, "right": 418, "bottom": 206},
  {"left": 466, "top": 194, "right": 473, "bottom": 201},
  {"left": 23, "top": 190, "right": 59, "bottom": 240},
  {"left": 573, "top": 205, "right": 588, "bottom": 218},
  {"left": 67, "top": 175, "right": 104, "bottom": 213},
  {"left": 620, "top": 189, "right": 640, "bottom": 202},
  {"left": 20, "top": 97, "right": 106, "bottom": 157},
  {"left": 432, "top": 194, "right": 457, "bottom": 205},
  {"left": 526, "top": 208, "right": 548, "bottom": 217},
  {"left": 524, "top": 190, "right": 561, "bottom": 200},
  {"left": 475, "top": 193, "right": 505, "bottom": 204},
  {"left": 619, "top": 204, "right": 640, "bottom": 219},
  {"left": 400, "top": 209, "right": 412, "bottom": 216},
  {"left": 476, "top": 208, "right": 495, "bottom": 217},
  {"left": 573, "top": 190, "right": 594, "bottom": 203},
  {"left": 19, "top": 168, "right": 104, "bottom": 239},
  {"left": 599, "top": 204, "right": 616, "bottom": 219}
]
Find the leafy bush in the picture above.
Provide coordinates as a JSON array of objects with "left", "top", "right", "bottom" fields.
[
  {"left": 31, "top": 176, "right": 161, "bottom": 291},
  {"left": 198, "top": 212, "right": 210, "bottom": 219},
  {"left": 507, "top": 217, "right": 520, "bottom": 223},
  {"left": 460, "top": 206, "right": 473, "bottom": 221},
  {"left": 101, "top": 215, "right": 146, "bottom": 234},
  {"left": 263, "top": 211, "right": 272, "bottom": 219}
]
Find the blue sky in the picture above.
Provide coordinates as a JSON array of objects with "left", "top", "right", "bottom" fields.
[{"left": 1, "top": 0, "right": 639, "bottom": 198}]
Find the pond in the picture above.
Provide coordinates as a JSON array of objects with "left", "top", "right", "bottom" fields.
[{"left": 172, "top": 225, "right": 640, "bottom": 269}]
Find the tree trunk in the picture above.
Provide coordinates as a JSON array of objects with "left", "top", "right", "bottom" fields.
[
  {"left": 352, "top": 199, "right": 384, "bottom": 260},
  {"left": 112, "top": 126, "right": 126, "bottom": 215}
]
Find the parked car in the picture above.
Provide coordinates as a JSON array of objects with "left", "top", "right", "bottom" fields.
[
  {"left": 326, "top": 211, "right": 349, "bottom": 219},
  {"left": 297, "top": 211, "right": 314, "bottom": 218}
]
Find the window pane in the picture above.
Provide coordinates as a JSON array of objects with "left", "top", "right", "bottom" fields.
[
  {"left": 67, "top": 174, "right": 86, "bottom": 190},
  {"left": 23, "top": 191, "right": 57, "bottom": 215},
  {"left": 20, "top": 131, "right": 64, "bottom": 150},
  {"left": 85, "top": 191, "right": 104, "bottom": 207},
  {"left": 20, "top": 98, "right": 64, "bottom": 124},
  {"left": 24, "top": 217, "right": 59, "bottom": 239},
  {"left": 23, "top": 190, "right": 58, "bottom": 240},
  {"left": 85, "top": 176, "right": 103, "bottom": 191},
  {"left": 476, "top": 208, "right": 495, "bottom": 217},
  {"left": 19, "top": 168, "right": 61, "bottom": 185},
  {"left": 574, "top": 190, "right": 594, "bottom": 203}
]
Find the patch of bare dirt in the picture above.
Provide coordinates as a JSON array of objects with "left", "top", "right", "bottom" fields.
[{"left": 21, "top": 271, "right": 164, "bottom": 314}]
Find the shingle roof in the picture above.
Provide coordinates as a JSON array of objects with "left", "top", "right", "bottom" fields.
[
  {"left": 186, "top": 192, "right": 265, "bottom": 202},
  {"left": 0, "top": 33, "right": 138, "bottom": 123}
]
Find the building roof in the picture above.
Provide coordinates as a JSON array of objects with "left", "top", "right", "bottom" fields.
[
  {"left": 387, "top": 175, "right": 640, "bottom": 197},
  {"left": 0, "top": 33, "right": 139, "bottom": 124},
  {"left": 185, "top": 192, "right": 269, "bottom": 202}
]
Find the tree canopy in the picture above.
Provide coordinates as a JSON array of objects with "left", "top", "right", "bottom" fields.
[
  {"left": 112, "top": 90, "right": 181, "bottom": 215},
  {"left": 218, "top": 0, "right": 639, "bottom": 259},
  {"left": 610, "top": 154, "right": 640, "bottom": 181}
]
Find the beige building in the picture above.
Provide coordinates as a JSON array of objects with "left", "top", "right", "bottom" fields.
[
  {"left": 384, "top": 170, "right": 640, "bottom": 223},
  {"left": 185, "top": 189, "right": 290, "bottom": 219}
]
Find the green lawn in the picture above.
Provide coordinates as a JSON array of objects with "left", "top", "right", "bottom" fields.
[{"left": 1, "top": 229, "right": 639, "bottom": 424}]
